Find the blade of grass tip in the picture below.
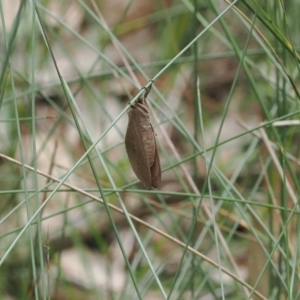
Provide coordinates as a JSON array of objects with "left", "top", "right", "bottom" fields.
[{"left": 273, "top": 120, "right": 300, "bottom": 126}]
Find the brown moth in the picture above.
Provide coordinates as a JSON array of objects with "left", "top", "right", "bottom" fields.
[{"left": 125, "top": 83, "right": 161, "bottom": 189}]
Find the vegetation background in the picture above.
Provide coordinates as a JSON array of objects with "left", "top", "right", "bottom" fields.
[{"left": 0, "top": 0, "right": 299, "bottom": 299}]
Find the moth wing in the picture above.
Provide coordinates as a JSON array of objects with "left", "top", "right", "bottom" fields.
[
  {"left": 125, "top": 112, "right": 152, "bottom": 189},
  {"left": 150, "top": 137, "right": 161, "bottom": 188}
]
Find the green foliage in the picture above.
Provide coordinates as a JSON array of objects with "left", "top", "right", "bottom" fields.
[{"left": 0, "top": 0, "right": 299, "bottom": 299}]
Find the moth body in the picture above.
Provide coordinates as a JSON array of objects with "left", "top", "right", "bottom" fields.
[{"left": 125, "top": 85, "right": 161, "bottom": 189}]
